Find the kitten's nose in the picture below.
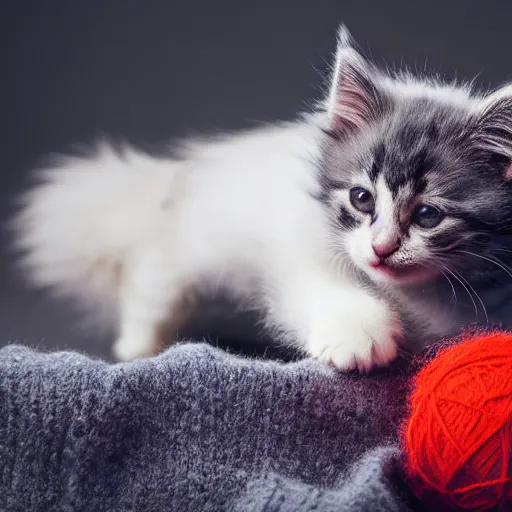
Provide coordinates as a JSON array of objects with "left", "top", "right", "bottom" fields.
[{"left": 372, "top": 239, "right": 400, "bottom": 259}]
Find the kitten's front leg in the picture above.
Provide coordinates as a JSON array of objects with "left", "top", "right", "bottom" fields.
[
  {"left": 278, "top": 276, "right": 402, "bottom": 372},
  {"left": 307, "top": 285, "right": 402, "bottom": 372}
]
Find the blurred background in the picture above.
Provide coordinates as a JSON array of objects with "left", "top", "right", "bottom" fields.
[{"left": 2, "top": 0, "right": 512, "bottom": 361}]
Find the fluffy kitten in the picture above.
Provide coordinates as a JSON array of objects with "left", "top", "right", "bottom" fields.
[{"left": 13, "top": 26, "right": 512, "bottom": 370}]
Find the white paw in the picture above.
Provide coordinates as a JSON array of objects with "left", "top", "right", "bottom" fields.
[
  {"left": 112, "top": 335, "right": 157, "bottom": 362},
  {"left": 307, "top": 296, "right": 402, "bottom": 372}
]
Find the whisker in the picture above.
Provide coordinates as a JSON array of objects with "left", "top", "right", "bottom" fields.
[
  {"left": 494, "top": 223, "right": 512, "bottom": 233},
  {"left": 459, "top": 250, "right": 512, "bottom": 280},
  {"left": 442, "top": 266, "right": 479, "bottom": 320},
  {"left": 452, "top": 269, "right": 488, "bottom": 325},
  {"left": 435, "top": 265, "right": 457, "bottom": 304}
]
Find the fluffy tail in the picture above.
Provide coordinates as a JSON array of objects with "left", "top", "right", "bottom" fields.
[{"left": 12, "top": 143, "right": 177, "bottom": 318}]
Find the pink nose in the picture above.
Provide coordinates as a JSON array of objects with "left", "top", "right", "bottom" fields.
[{"left": 372, "top": 239, "right": 400, "bottom": 259}]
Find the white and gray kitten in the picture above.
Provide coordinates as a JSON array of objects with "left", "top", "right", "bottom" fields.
[{"left": 13, "top": 26, "right": 512, "bottom": 370}]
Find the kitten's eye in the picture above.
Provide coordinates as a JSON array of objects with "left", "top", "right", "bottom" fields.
[
  {"left": 349, "top": 187, "right": 375, "bottom": 214},
  {"left": 413, "top": 205, "right": 444, "bottom": 229}
]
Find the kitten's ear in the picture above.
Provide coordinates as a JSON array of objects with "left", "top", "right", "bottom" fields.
[
  {"left": 326, "top": 25, "right": 387, "bottom": 136},
  {"left": 475, "top": 84, "right": 512, "bottom": 179}
]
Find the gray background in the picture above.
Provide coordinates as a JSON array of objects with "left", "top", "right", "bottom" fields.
[{"left": 2, "top": 0, "right": 512, "bottom": 360}]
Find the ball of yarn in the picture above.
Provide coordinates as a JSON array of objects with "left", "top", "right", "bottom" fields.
[{"left": 404, "top": 331, "right": 512, "bottom": 511}]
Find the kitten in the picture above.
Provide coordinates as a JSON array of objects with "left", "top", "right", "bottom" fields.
[{"left": 13, "top": 26, "right": 512, "bottom": 370}]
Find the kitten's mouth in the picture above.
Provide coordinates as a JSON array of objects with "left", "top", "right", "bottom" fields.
[
  {"left": 369, "top": 260, "right": 404, "bottom": 278},
  {"left": 367, "top": 259, "right": 429, "bottom": 284}
]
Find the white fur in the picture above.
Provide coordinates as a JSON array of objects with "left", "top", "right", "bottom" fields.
[
  {"left": 14, "top": 114, "right": 402, "bottom": 370},
  {"left": 13, "top": 25, "right": 428, "bottom": 370},
  {"left": 15, "top": 23, "right": 491, "bottom": 369}
]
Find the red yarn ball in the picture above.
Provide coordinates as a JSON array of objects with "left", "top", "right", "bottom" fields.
[{"left": 404, "top": 332, "right": 512, "bottom": 511}]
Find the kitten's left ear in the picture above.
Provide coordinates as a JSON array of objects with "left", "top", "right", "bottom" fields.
[
  {"left": 326, "top": 25, "right": 388, "bottom": 137},
  {"left": 475, "top": 84, "right": 512, "bottom": 179}
]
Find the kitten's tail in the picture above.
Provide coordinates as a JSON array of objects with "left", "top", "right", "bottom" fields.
[{"left": 12, "top": 142, "right": 178, "bottom": 320}]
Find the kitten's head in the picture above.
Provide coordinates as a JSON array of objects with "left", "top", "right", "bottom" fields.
[{"left": 319, "top": 26, "right": 512, "bottom": 287}]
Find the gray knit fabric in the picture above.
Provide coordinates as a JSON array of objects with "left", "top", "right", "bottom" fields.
[{"left": 0, "top": 342, "right": 417, "bottom": 511}]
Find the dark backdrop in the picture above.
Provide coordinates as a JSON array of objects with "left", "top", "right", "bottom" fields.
[{"left": 2, "top": 0, "right": 512, "bottom": 360}]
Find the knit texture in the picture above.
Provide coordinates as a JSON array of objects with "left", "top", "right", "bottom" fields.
[{"left": 0, "top": 341, "right": 417, "bottom": 511}]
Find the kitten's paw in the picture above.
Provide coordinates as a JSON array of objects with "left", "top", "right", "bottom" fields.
[
  {"left": 112, "top": 335, "right": 158, "bottom": 362},
  {"left": 307, "top": 298, "right": 402, "bottom": 372}
]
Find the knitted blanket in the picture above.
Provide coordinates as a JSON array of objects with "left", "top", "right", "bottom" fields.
[{"left": 0, "top": 342, "right": 422, "bottom": 511}]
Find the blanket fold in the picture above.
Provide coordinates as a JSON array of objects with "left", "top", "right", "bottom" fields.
[{"left": 0, "top": 342, "right": 416, "bottom": 511}]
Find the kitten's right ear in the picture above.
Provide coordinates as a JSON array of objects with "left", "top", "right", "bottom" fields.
[
  {"left": 475, "top": 84, "right": 512, "bottom": 179},
  {"left": 326, "top": 25, "right": 387, "bottom": 137}
]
